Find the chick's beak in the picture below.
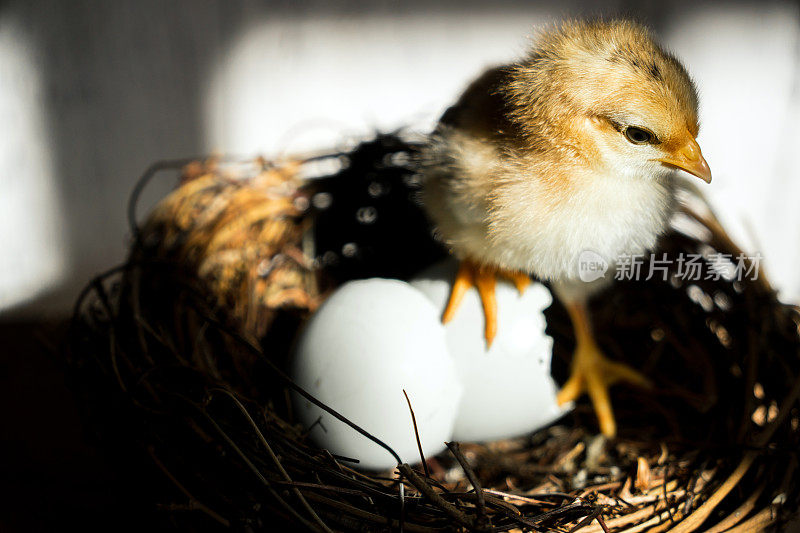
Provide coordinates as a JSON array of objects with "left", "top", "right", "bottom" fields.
[{"left": 655, "top": 138, "right": 712, "bottom": 183}]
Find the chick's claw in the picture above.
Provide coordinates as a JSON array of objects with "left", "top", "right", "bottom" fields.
[
  {"left": 441, "top": 260, "right": 530, "bottom": 347},
  {"left": 556, "top": 339, "right": 651, "bottom": 437}
]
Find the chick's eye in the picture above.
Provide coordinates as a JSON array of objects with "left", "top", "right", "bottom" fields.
[{"left": 624, "top": 126, "right": 655, "bottom": 145}]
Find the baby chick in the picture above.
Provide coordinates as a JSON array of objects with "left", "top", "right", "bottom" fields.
[{"left": 419, "top": 19, "right": 711, "bottom": 437}]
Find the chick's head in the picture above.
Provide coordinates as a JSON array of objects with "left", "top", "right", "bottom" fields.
[{"left": 505, "top": 19, "right": 711, "bottom": 183}]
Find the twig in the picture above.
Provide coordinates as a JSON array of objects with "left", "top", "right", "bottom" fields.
[
  {"left": 570, "top": 508, "right": 603, "bottom": 532},
  {"left": 481, "top": 488, "right": 557, "bottom": 507},
  {"left": 446, "top": 442, "right": 488, "bottom": 529},
  {"left": 397, "top": 463, "right": 476, "bottom": 529},
  {"left": 701, "top": 482, "right": 766, "bottom": 533},
  {"left": 403, "top": 389, "right": 430, "bottom": 478},
  {"left": 595, "top": 514, "right": 610, "bottom": 533},
  {"left": 301, "top": 491, "right": 437, "bottom": 533},
  {"left": 578, "top": 503, "right": 661, "bottom": 533},
  {"left": 211, "top": 388, "right": 334, "bottom": 533},
  {"left": 197, "top": 402, "right": 323, "bottom": 532},
  {"left": 148, "top": 446, "right": 230, "bottom": 527},
  {"left": 665, "top": 452, "right": 756, "bottom": 533},
  {"left": 721, "top": 505, "right": 778, "bottom": 533}
]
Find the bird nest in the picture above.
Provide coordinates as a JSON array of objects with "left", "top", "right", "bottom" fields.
[{"left": 67, "top": 133, "right": 800, "bottom": 532}]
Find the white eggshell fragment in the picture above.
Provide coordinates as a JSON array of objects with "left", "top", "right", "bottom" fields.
[
  {"left": 290, "top": 279, "right": 463, "bottom": 470},
  {"left": 411, "top": 260, "right": 570, "bottom": 442}
]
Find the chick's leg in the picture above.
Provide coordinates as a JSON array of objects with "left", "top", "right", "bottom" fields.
[
  {"left": 556, "top": 302, "right": 651, "bottom": 437},
  {"left": 442, "top": 260, "right": 530, "bottom": 346}
]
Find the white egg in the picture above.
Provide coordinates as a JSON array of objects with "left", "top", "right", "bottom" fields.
[
  {"left": 411, "top": 259, "right": 570, "bottom": 442},
  {"left": 290, "top": 278, "right": 463, "bottom": 470}
]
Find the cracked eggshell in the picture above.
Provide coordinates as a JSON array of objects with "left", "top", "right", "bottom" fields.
[
  {"left": 411, "top": 259, "right": 570, "bottom": 442},
  {"left": 290, "top": 278, "right": 463, "bottom": 470}
]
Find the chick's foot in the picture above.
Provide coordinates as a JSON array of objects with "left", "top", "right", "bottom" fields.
[
  {"left": 441, "top": 259, "right": 530, "bottom": 347},
  {"left": 556, "top": 332, "right": 651, "bottom": 437}
]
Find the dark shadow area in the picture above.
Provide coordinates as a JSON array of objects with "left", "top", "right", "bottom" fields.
[{"left": 0, "top": 322, "right": 157, "bottom": 532}]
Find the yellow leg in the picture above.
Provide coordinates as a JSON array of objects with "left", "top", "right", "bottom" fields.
[
  {"left": 556, "top": 302, "right": 651, "bottom": 437},
  {"left": 442, "top": 260, "right": 530, "bottom": 347}
]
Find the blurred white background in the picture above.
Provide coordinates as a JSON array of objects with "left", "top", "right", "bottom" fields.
[{"left": 1, "top": 0, "right": 799, "bottom": 318}]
